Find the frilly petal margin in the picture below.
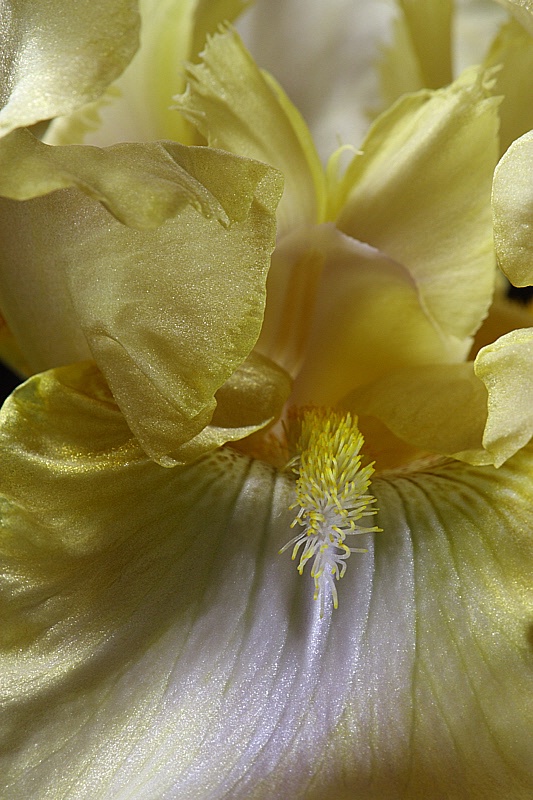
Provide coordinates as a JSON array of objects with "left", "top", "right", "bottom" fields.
[
  {"left": 0, "top": 133, "right": 283, "bottom": 464},
  {"left": 0, "top": 0, "right": 140, "bottom": 136},
  {"left": 177, "top": 26, "right": 326, "bottom": 235},
  {"left": 1, "top": 361, "right": 532, "bottom": 799}
]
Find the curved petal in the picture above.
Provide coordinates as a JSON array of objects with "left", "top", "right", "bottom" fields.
[
  {"left": 379, "top": 0, "right": 453, "bottom": 110},
  {"left": 0, "top": 0, "right": 140, "bottom": 136},
  {"left": 1, "top": 363, "right": 532, "bottom": 798},
  {"left": 257, "top": 225, "right": 468, "bottom": 407},
  {"left": 0, "top": 135, "right": 283, "bottom": 463},
  {"left": 45, "top": 0, "right": 252, "bottom": 147},
  {"left": 177, "top": 27, "right": 326, "bottom": 234},
  {"left": 493, "top": 129, "right": 533, "bottom": 287},
  {"left": 345, "top": 362, "right": 491, "bottom": 466},
  {"left": 483, "top": 17, "right": 533, "bottom": 155},
  {"left": 496, "top": 0, "right": 533, "bottom": 34},
  {"left": 336, "top": 67, "right": 500, "bottom": 343},
  {"left": 474, "top": 327, "right": 533, "bottom": 466}
]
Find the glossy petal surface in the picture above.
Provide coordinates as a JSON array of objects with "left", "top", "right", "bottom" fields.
[
  {"left": 337, "top": 68, "right": 499, "bottom": 344},
  {"left": 1, "top": 364, "right": 532, "bottom": 799},
  {"left": 0, "top": 134, "right": 282, "bottom": 462},
  {"left": 178, "top": 27, "right": 326, "bottom": 233},
  {"left": 0, "top": 0, "right": 139, "bottom": 136},
  {"left": 493, "top": 129, "right": 533, "bottom": 286}
]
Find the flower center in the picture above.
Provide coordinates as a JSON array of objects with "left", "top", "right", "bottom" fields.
[{"left": 280, "top": 407, "right": 380, "bottom": 616}]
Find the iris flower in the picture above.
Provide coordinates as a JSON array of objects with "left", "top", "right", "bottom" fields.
[{"left": 0, "top": 0, "right": 532, "bottom": 797}]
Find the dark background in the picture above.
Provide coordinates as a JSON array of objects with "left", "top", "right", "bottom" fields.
[{"left": 0, "top": 363, "right": 21, "bottom": 404}]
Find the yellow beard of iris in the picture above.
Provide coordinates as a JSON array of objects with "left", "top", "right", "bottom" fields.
[{"left": 280, "top": 408, "right": 381, "bottom": 616}]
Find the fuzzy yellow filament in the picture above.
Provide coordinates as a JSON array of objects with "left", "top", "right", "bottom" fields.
[{"left": 280, "top": 408, "right": 381, "bottom": 615}]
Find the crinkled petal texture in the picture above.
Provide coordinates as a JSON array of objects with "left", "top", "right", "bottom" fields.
[
  {"left": 0, "top": 0, "right": 140, "bottom": 136},
  {"left": 178, "top": 27, "right": 326, "bottom": 234},
  {"left": 336, "top": 67, "right": 499, "bottom": 349},
  {"left": 45, "top": 0, "right": 252, "bottom": 147},
  {"left": 0, "top": 131, "right": 284, "bottom": 464},
  {"left": 1, "top": 364, "right": 532, "bottom": 799}
]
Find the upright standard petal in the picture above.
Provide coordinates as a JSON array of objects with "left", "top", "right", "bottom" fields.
[
  {"left": 1, "top": 363, "right": 532, "bottom": 799},
  {"left": 0, "top": 0, "right": 140, "bottom": 136},
  {"left": 0, "top": 133, "right": 283, "bottom": 463},
  {"left": 177, "top": 27, "right": 326, "bottom": 234},
  {"left": 257, "top": 225, "right": 467, "bottom": 407},
  {"left": 380, "top": 0, "right": 453, "bottom": 109},
  {"left": 336, "top": 67, "right": 500, "bottom": 346},
  {"left": 483, "top": 17, "right": 533, "bottom": 155}
]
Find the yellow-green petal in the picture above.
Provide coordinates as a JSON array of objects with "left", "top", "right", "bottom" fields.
[
  {"left": 0, "top": 134, "right": 282, "bottom": 463},
  {"left": 496, "top": 0, "right": 533, "bottom": 35},
  {"left": 493, "top": 129, "right": 533, "bottom": 286},
  {"left": 379, "top": 0, "right": 453, "bottom": 110},
  {"left": 177, "top": 27, "right": 326, "bottom": 234},
  {"left": 0, "top": 0, "right": 140, "bottom": 137},
  {"left": 336, "top": 67, "right": 500, "bottom": 344},
  {"left": 483, "top": 18, "right": 533, "bottom": 155},
  {"left": 257, "top": 224, "right": 468, "bottom": 408},
  {"left": 46, "top": 0, "right": 252, "bottom": 148},
  {"left": 1, "top": 363, "right": 532, "bottom": 798},
  {"left": 345, "top": 362, "right": 491, "bottom": 466},
  {"left": 474, "top": 327, "right": 533, "bottom": 466}
]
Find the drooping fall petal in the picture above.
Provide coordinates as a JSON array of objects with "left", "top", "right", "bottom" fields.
[{"left": 0, "top": 362, "right": 532, "bottom": 799}]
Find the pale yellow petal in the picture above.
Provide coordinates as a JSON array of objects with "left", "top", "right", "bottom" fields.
[
  {"left": 483, "top": 18, "right": 533, "bottom": 155},
  {"left": 336, "top": 67, "right": 500, "bottom": 344},
  {"left": 345, "top": 362, "right": 491, "bottom": 466},
  {"left": 0, "top": 0, "right": 139, "bottom": 137},
  {"left": 0, "top": 134, "right": 282, "bottom": 463},
  {"left": 177, "top": 27, "right": 326, "bottom": 233},
  {"left": 492, "top": 129, "right": 533, "bottom": 286},
  {"left": 379, "top": 0, "right": 453, "bottom": 110},
  {"left": 474, "top": 327, "right": 533, "bottom": 466},
  {"left": 495, "top": 0, "right": 533, "bottom": 35},
  {"left": 257, "top": 225, "right": 468, "bottom": 408},
  {"left": 2, "top": 363, "right": 533, "bottom": 797}
]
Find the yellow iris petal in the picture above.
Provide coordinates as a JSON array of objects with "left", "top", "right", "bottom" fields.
[
  {"left": 336, "top": 67, "right": 500, "bottom": 345},
  {"left": 0, "top": 134, "right": 283, "bottom": 463},
  {"left": 484, "top": 17, "right": 533, "bottom": 155},
  {"left": 493, "top": 129, "right": 533, "bottom": 287},
  {"left": 0, "top": 0, "right": 140, "bottom": 137},
  {"left": 475, "top": 327, "right": 533, "bottom": 467},
  {"left": 1, "top": 365, "right": 532, "bottom": 798},
  {"left": 379, "top": 0, "right": 453, "bottom": 109},
  {"left": 177, "top": 26, "right": 326, "bottom": 233}
]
